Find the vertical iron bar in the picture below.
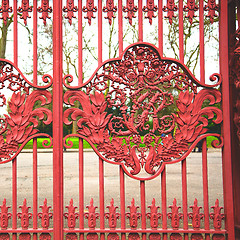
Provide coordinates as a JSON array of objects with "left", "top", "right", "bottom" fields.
[
  {"left": 161, "top": 168, "right": 167, "bottom": 240},
  {"left": 118, "top": 0, "right": 123, "bottom": 55},
  {"left": 98, "top": 0, "right": 102, "bottom": 64},
  {"left": 52, "top": 0, "right": 63, "bottom": 238},
  {"left": 78, "top": 0, "right": 83, "bottom": 84},
  {"left": 33, "top": 0, "right": 38, "bottom": 85},
  {"left": 99, "top": 158, "right": 105, "bottom": 240},
  {"left": 199, "top": 0, "right": 205, "bottom": 83},
  {"left": 33, "top": 138, "right": 38, "bottom": 240},
  {"left": 120, "top": 166, "right": 126, "bottom": 240},
  {"left": 219, "top": 0, "right": 235, "bottom": 238},
  {"left": 158, "top": 0, "right": 163, "bottom": 55},
  {"left": 181, "top": 159, "right": 188, "bottom": 239},
  {"left": 140, "top": 181, "right": 146, "bottom": 240},
  {"left": 202, "top": 138, "right": 210, "bottom": 239},
  {"left": 13, "top": 0, "right": 18, "bottom": 64},
  {"left": 179, "top": 0, "right": 184, "bottom": 62},
  {"left": 138, "top": 0, "right": 143, "bottom": 42},
  {"left": 12, "top": 158, "right": 17, "bottom": 240},
  {"left": 79, "top": 138, "right": 84, "bottom": 240}
]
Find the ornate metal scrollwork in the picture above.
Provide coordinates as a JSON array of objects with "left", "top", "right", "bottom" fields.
[
  {"left": 64, "top": 43, "right": 223, "bottom": 180},
  {"left": 0, "top": 60, "right": 53, "bottom": 163}
]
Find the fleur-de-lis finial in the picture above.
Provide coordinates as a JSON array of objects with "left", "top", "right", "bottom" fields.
[
  {"left": 17, "top": 199, "right": 32, "bottom": 229},
  {"left": 167, "top": 199, "right": 183, "bottom": 230},
  {"left": 38, "top": 199, "right": 52, "bottom": 229},
  {"left": 146, "top": 198, "right": 161, "bottom": 229},
  {"left": 0, "top": 198, "right": 12, "bottom": 230},
  {"left": 84, "top": 198, "right": 99, "bottom": 229}
]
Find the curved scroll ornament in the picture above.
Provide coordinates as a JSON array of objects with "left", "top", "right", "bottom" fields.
[
  {"left": 64, "top": 43, "right": 223, "bottom": 179},
  {"left": 0, "top": 60, "right": 52, "bottom": 163}
]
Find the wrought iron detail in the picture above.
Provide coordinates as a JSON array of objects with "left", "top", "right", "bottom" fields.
[
  {"left": 163, "top": 0, "right": 178, "bottom": 25},
  {"left": 0, "top": 60, "right": 53, "bottom": 163},
  {"left": 63, "top": 0, "right": 78, "bottom": 25},
  {"left": 210, "top": 199, "right": 224, "bottom": 230},
  {"left": 64, "top": 43, "right": 222, "bottom": 180},
  {"left": 0, "top": 199, "right": 11, "bottom": 230},
  {"left": 123, "top": 0, "right": 137, "bottom": 26},
  {"left": 17, "top": 0, "right": 32, "bottom": 26},
  {"left": 105, "top": 198, "right": 120, "bottom": 229},
  {"left": 64, "top": 199, "right": 78, "bottom": 229},
  {"left": 230, "top": 28, "right": 240, "bottom": 141},
  {"left": 37, "top": 0, "right": 52, "bottom": 26},
  {"left": 84, "top": 198, "right": 99, "bottom": 229},
  {"left": 83, "top": 0, "right": 97, "bottom": 25},
  {"left": 39, "top": 233, "right": 51, "bottom": 240},
  {"left": 126, "top": 198, "right": 141, "bottom": 229},
  {"left": 146, "top": 198, "right": 161, "bottom": 229},
  {"left": 38, "top": 199, "right": 52, "bottom": 229},
  {"left": 17, "top": 199, "right": 32, "bottom": 229},
  {"left": 188, "top": 199, "right": 203, "bottom": 230},
  {"left": 168, "top": 198, "right": 182, "bottom": 230},
  {"left": 0, "top": 0, "right": 12, "bottom": 26},
  {"left": 183, "top": 0, "right": 198, "bottom": 25},
  {"left": 142, "top": 0, "right": 157, "bottom": 25},
  {"left": 204, "top": 0, "right": 219, "bottom": 24},
  {"left": 103, "top": 0, "right": 117, "bottom": 25}
]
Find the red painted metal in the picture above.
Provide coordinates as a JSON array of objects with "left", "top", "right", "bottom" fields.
[
  {"left": 0, "top": 1, "right": 237, "bottom": 239},
  {"left": 0, "top": 0, "right": 12, "bottom": 26}
]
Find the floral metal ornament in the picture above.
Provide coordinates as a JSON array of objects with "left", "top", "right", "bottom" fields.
[
  {"left": 63, "top": 43, "right": 223, "bottom": 180},
  {"left": 230, "top": 27, "right": 240, "bottom": 141},
  {"left": 0, "top": 59, "right": 53, "bottom": 163},
  {"left": 37, "top": 0, "right": 52, "bottom": 26},
  {"left": 204, "top": 0, "right": 219, "bottom": 24},
  {"left": 142, "top": 0, "right": 158, "bottom": 25},
  {"left": 63, "top": 0, "right": 78, "bottom": 25},
  {"left": 126, "top": 198, "right": 141, "bottom": 229},
  {"left": 0, "top": 233, "right": 10, "bottom": 240},
  {"left": 163, "top": 0, "right": 178, "bottom": 25},
  {"left": 183, "top": 0, "right": 198, "bottom": 25},
  {"left": 64, "top": 199, "right": 79, "bottom": 229},
  {"left": 105, "top": 199, "right": 120, "bottom": 229},
  {"left": 146, "top": 198, "right": 161, "bottom": 229},
  {"left": 123, "top": 0, "right": 137, "bottom": 25},
  {"left": 38, "top": 199, "right": 52, "bottom": 229},
  {"left": 17, "top": 199, "right": 32, "bottom": 229},
  {"left": 0, "top": 0, "right": 12, "bottom": 26},
  {"left": 39, "top": 233, "right": 51, "bottom": 240},
  {"left": 17, "top": 0, "right": 32, "bottom": 26},
  {"left": 103, "top": 0, "right": 117, "bottom": 25},
  {"left": 188, "top": 198, "right": 203, "bottom": 230},
  {"left": 210, "top": 199, "right": 224, "bottom": 230},
  {"left": 0, "top": 199, "right": 11, "bottom": 230},
  {"left": 83, "top": 0, "right": 97, "bottom": 25},
  {"left": 84, "top": 198, "right": 99, "bottom": 229},
  {"left": 167, "top": 199, "right": 182, "bottom": 230}
]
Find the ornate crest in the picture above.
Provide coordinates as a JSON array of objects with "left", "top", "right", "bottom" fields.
[{"left": 64, "top": 43, "right": 223, "bottom": 180}]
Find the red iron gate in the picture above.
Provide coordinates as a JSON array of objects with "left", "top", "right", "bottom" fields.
[{"left": 0, "top": 0, "right": 237, "bottom": 239}]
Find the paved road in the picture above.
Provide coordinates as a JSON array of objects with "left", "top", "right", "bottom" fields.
[{"left": 0, "top": 149, "right": 223, "bottom": 210}]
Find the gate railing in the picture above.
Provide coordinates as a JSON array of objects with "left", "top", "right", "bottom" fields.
[{"left": 0, "top": 0, "right": 235, "bottom": 239}]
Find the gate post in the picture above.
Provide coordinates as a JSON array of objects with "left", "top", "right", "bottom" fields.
[
  {"left": 219, "top": 0, "right": 235, "bottom": 239},
  {"left": 52, "top": 0, "right": 63, "bottom": 238}
]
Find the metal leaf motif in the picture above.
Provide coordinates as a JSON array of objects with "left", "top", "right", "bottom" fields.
[
  {"left": 83, "top": 0, "right": 97, "bottom": 25},
  {"left": 37, "top": 0, "right": 52, "bottom": 26},
  {"left": 0, "top": 0, "right": 12, "bottom": 26},
  {"left": 103, "top": 0, "right": 117, "bottom": 25},
  {"left": 63, "top": 43, "right": 222, "bottom": 179},
  {"left": 63, "top": 0, "right": 78, "bottom": 25},
  {"left": 17, "top": 0, "right": 32, "bottom": 26},
  {"left": 143, "top": 0, "right": 158, "bottom": 25},
  {"left": 123, "top": 0, "right": 137, "bottom": 25}
]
